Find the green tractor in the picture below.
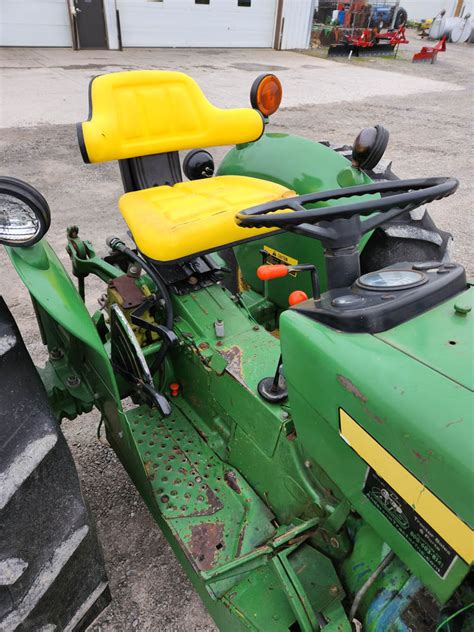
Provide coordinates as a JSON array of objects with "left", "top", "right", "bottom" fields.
[{"left": 1, "top": 70, "right": 472, "bottom": 631}]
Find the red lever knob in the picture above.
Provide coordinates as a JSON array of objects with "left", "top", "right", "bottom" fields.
[
  {"left": 288, "top": 290, "right": 308, "bottom": 306},
  {"left": 169, "top": 382, "right": 180, "bottom": 397},
  {"left": 257, "top": 265, "right": 289, "bottom": 281}
]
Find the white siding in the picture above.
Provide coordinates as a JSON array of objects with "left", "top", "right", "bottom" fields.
[
  {"left": 104, "top": 0, "right": 120, "bottom": 49},
  {"left": 402, "top": 0, "right": 472, "bottom": 21},
  {"left": 116, "top": 0, "right": 277, "bottom": 48},
  {"left": 0, "top": 0, "right": 72, "bottom": 46},
  {"left": 280, "top": 0, "right": 315, "bottom": 49}
]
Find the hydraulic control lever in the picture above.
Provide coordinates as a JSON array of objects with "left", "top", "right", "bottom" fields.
[
  {"left": 130, "top": 295, "right": 178, "bottom": 347},
  {"left": 257, "top": 264, "right": 320, "bottom": 302},
  {"left": 257, "top": 355, "right": 288, "bottom": 404}
]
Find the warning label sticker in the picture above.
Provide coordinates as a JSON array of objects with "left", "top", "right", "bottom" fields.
[
  {"left": 364, "top": 468, "right": 457, "bottom": 578},
  {"left": 263, "top": 245, "right": 298, "bottom": 267}
]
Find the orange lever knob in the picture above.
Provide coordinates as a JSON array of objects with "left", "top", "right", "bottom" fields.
[
  {"left": 257, "top": 265, "right": 289, "bottom": 281},
  {"left": 169, "top": 382, "right": 180, "bottom": 397},
  {"left": 289, "top": 290, "right": 308, "bottom": 306}
]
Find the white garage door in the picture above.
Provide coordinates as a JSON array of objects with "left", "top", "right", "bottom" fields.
[
  {"left": 0, "top": 0, "right": 72, "bottom": 46},
  {"left": 117, "top": 0, "right": 277, "bottom": 47}
]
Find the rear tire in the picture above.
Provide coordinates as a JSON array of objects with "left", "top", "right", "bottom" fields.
[
  {"left": 360, "top": 159, "right": 452, "bottom": 272},
  {"left": 0, "top": 297, "right": 110, "bottom": 632},
  {"left": 330, "top": 146, "right": 453, "bottom": 270}
]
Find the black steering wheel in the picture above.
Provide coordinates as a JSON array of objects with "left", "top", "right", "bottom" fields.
[{"left": 235, "top": 177, "right": 458, "bottom": 244}]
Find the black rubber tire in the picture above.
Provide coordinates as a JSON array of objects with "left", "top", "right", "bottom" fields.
[
  {"left": 0, "top": 297, "right": 110, "bottom": 632},
  {"left": 360, "top": 225, "right": 450, "bottom": 274},
  {"left": 360, "top": 161, "right": 452, "bottom": 272},
  {"left": 394, "top": 8, "right": 408, "bottom": 29},
  {"left": 330, "top": 146, "right": 452, "bottom": 270}
]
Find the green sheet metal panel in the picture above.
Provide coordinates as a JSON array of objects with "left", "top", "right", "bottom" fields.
[{"left": 279, "top": 305, "right": 473, "bottom": 602}]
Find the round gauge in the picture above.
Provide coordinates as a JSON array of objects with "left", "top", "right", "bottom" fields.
[{"left": 357, "top": 269, "right": 427, "bottom": 291}]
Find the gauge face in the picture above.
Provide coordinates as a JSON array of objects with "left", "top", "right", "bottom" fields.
[{"left": 357, "top": 269, "right": 427, "bottom": 291}]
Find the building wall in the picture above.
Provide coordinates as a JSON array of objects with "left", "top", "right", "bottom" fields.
[
  {"left": 0, "top": 0, "right": 316, "bottom": 49},
  {"left": 0, "top": 0, "right": 72, "bottom": 46},
  {"left": 115, "top": 0, "right": 278, "bottom": 48},
  {"left": 280, "top": 0, "right": 316, "bottom": 49}
]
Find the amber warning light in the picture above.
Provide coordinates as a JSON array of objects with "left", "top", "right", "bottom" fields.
[{"left": 250, "top": 74, "right": 283, "bottom": 118}]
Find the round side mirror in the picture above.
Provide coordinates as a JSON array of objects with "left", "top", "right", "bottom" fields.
[
  {"left": 183, "top": 149, "right": 215, "bottom": 181},
  {"left": 352, "top": 124, "right": 390, "bottom": 171},
  {"left": 0, "top": 177, "right": 51, "bottom": 247}
]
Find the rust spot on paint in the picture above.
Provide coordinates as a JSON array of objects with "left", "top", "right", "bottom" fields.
[
  {"left": 144, "top": 461, "right": 155, "bottom": 480},
  {"left": 204, "top": 487, "right": 222, "bottom": 514},
  {"left": 236, "top": 526, "right": 246, "bottom": 558},
  {"left": 337, "top": 375, "right": 385, "bottom": 424},
  {"left": 224, "top": 470, "right": 241, "bottom": 494},
  {"left": 337, "top": 375, "right": 368, "bottom": 403},
  {"left": 188, "top": 522, "right": 224, "bottom": 571},
  {"left": 413, "top": 450, "right": 429, "bottom": 463},
  {"left": 219, "top": 345, "right": 251, "bottom": 391}
]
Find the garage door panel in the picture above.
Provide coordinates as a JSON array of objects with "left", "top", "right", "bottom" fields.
[
  {"left": 116, "top": 0, "right": 277, "bottom": 48},
  {"left": 0, "top": 0, "right": 72, "bottom": 46}
]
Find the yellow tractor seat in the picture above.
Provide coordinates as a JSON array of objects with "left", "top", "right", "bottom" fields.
[{"left": 119, "top": 175, "right": 294, "bottom": 263}]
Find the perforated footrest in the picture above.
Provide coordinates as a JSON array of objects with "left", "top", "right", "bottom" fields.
[{"left": 128, "top": 405, "right": 275, "bottom": 579}]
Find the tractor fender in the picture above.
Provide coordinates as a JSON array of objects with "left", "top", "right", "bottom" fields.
[
  {"left": 6, "top": 240, "right": 106, "bottom": 357},
  {"left": 219, "top": 132, "right": 373, "bottom": 194},
  {"left": 4, "top": 241, "right": 159, "bottom": 507},
  {"left": 5, "top": 240, "right": 120, "bottom": 404}
]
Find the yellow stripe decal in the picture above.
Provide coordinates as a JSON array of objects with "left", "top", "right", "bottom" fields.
[{"left": 339, "top": 408, "right": 474, "bottom": 564}]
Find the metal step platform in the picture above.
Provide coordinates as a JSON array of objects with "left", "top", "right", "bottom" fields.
[
  {"left": 127, "top": 404, "right": 349, "bottom": 631},
  {"left": 128, "top": 404, "right": 275, "bottom": 577}
]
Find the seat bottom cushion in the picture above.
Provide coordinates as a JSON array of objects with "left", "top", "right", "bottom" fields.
[{"left": 118, "top": 175, "right": 294, "bottom": 263}]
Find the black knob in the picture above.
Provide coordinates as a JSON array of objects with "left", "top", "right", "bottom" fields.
[
  {"left": 352, "top": 124, "right": 389, "bottom": 171},
  {"left": 183, "top": 149, "right": 215, "bottom": 180}
]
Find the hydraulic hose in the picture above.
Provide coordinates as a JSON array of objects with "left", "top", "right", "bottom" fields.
[
  {"left": 349, "top": 550, "right": 395, "bottom": 621},
  {"left": 106, "top": 237, "right": 174, "bottom": 371}
]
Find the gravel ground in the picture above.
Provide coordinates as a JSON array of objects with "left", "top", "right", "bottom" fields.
[{"left": 0, "top": 35, "right": 472, "bottom": 631}]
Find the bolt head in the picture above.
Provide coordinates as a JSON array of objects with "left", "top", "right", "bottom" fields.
[
  {"left": 66, "top": 375, "right": 81, "bottom": 388},
  {"left": 50, "top": 347, "right": 64, "bottom": 360}
]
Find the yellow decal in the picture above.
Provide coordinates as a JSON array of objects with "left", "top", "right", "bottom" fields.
[
  {"left": 263, "top": 245, "right": 298, "bottom": 266},
  {"left": 339, "top": 408, "right": 474, "bottom": 565}
]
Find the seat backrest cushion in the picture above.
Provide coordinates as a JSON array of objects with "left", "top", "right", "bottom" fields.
[{"left": 77, "top": 70, "right": 264, "bottom": 164}]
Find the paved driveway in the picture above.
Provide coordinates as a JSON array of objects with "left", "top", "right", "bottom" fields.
[{"left": 0, "top": 46, "right": 462, "bottom": 127}]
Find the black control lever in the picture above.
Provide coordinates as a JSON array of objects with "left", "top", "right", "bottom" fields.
[
  {"left": 257, "top": 355, "right": 288, "bottom": 404},
  {"left": 130, "top": 295, "right": 178, "bottom": 346}
]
